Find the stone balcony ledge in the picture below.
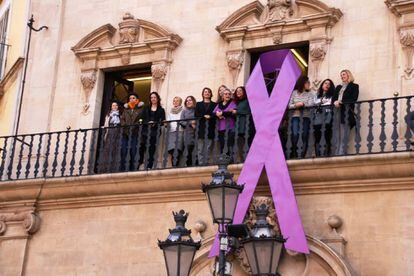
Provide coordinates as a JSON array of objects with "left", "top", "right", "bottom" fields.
[{"left": 0, "top": 152, "right": 413, "bottom": 211}]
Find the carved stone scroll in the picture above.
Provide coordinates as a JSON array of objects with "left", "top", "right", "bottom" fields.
[{"left": 0, "top": 211, "right": 41, "bottom": 237}]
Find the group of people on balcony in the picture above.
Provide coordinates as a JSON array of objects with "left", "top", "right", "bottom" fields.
[
  {"left": 100, "top": 69, "right": 359, "bottom": 172},
  {"left": 286, "top": 69, "right": 359, "bottom": 157}
]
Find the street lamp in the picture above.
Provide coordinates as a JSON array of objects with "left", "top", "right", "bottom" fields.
[
  {"left": 158, "top": 210, "right": 201, "bottom": 276},
  {"left": 241, "top": 204, "right": 286, "bottom": 276},
  {"left": 201, "top": 154, "right": 244, "bottom": 276},
  {"left": 202, "top": 154, "right": 244, "bottom": 225}
]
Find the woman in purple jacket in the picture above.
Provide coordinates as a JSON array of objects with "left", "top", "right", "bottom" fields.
[{"left": 213, "top": 88, "right": 237, "bottom": 158}]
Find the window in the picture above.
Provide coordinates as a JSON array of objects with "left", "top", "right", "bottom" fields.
[{"left": 0, "top": 6, "right": 9, "bottom": 80}]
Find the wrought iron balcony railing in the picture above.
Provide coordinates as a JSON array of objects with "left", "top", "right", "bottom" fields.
[{"left": 0, "top": 96, "right": 412, "bottom": 182}]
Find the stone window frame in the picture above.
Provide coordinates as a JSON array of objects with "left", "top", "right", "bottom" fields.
[
  {"left": 215, "top": 0, "right": 343, "bottom": 89},
  {"left": 71, "top": 13, "right": 182, "bottom": 117}
]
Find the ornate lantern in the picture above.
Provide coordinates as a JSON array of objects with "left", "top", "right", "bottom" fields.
[
  {"left": 202, "top": 155, "right": 244, "bottom": 225},
  {"left": 242, "top": 204, "right": 286, "bottom": 276},
  {"left": 158, "top": 210, "right": 201, "bottom": 276}
]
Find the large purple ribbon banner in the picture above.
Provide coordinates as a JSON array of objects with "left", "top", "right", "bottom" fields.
[{"left": 210, "top": 49, "right": 309, "bottom": 257}]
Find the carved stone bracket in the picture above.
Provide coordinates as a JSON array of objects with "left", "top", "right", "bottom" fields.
[
  {"left": 309, "top": 39, "right": 329, "bottom": 89},
  {"left": 0, "top": 211, "right": 41, "bottom": 237},
  {"left": 399, "top": 26, "right": 414, "bottom": 78},
  {"left": 80, "top": 69, "right": 97, "bottom": 115},
  {"left": 386, "top": 1, "right": 414, "bottom": 79},
  {"left": 151, "top": 62, "right": 168, "bottom": 92},
  {"left": 226, "top": 50, "right": 245, "bottom": 88}
]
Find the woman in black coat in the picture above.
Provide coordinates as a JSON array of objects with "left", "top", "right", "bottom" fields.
[
  {"left": 195, "top": 87, "right": 217, "bottom": 165},
  {"left": 139, "top": 92, "right": 166, "bottom": 169},
  {"left": 332, "top": 70, "right": 359, "bottom": 155}
]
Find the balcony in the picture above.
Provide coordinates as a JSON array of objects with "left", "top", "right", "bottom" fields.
[{"left": 0, "top": 96, "right": 413, "bottom": 182}]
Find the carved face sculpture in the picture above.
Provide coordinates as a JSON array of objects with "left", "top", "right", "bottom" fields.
[{"left": 268, "top": 0, "right": 291, "bottom": 8}]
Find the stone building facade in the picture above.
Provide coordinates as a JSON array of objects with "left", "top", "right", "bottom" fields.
[{"left": 0, "top": 0, "right": 414, "bottom": 276}]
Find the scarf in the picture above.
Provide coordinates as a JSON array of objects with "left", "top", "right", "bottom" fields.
[
  {"left": 218, "top": 100, "right": 232, "bottom": 111},
  {"left": 109, "top": 110, "right": 120, "bottom": 125},
  {"left": 338, "top": 83, "right": 348, "bottom": 102},
  {"left": 170, "top": 106, "right": 183, "bottom": 114},
  {"left": 128, "top": 100, "right": 139, "bottom": 109}
]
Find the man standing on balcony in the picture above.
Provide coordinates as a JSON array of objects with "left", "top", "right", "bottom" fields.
[
  {"left": 405, "top": 111, "right": 414, "bottom": 146},
  {"left": 120, "top": 93, "right": 145, "bottom": 171}
]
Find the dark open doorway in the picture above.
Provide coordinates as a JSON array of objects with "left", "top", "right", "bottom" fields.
[
  {"left": 100, "top": 66, "right": 152, "bottom": 126},
  {"left": 249, "top": 41, "right": 309, "bottom": 94}
]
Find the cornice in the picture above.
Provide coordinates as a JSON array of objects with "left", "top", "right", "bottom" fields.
[
  {"left": 0, "top": 152, "right": 413, "bottom": 211},
  {"left": 385, "top": 0, "right": 414, "bottom": 17}
]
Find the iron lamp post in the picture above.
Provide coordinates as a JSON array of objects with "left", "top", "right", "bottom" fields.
[
  {"left": 202, "top": 154, "right": 244, "bottom": 276},
  {"left": 158, "top": 210, "right": 201, "bottom": 276},
  {"left": 241, "top": 204, "right": 286, "bottom": 276}
]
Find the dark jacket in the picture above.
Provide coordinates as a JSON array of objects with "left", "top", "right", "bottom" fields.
[
  {"left": 140, "top": 105, "right": 166, "bottom": 137},
  {"left": 235, "top": 99, "right": 253, "bottom": 135},
  {"left": 332, "top": 82, "right": 359, "bottom": 127},
  {"left": 120, "top": 102, "right": 145, "bottom": 136},
  {"left": 195, "top": 101, "right": 217, "bottom": 139}
]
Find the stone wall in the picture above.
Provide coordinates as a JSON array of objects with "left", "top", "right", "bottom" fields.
[
  {"left": 1, "top": 152, "right": 414, "bottom": 275},
  {"left": 16, "top": 0, "right": 408, "bottom": 134}
]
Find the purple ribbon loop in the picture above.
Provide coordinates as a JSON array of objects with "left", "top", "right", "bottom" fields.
[{"left": 209, "top": 49, "right": 309, "bottom": 257}]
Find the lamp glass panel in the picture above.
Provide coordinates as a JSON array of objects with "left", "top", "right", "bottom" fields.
[
  {"left": 179, "top": 245, "right": 197, "bottom": 276},
  {"left": 224, "top": 187, "right": 240, "bottom": 223},
  {"left": 207, "top": 187, "right": 223, "bottom": 223},
  {"left": 243, "top": 241, "right": 258, "bottom": 274},
  {"left": 270, "top": 241, "right": 283, "bottom": 273},
  {"left": 255, "top": 240, "right": 273, "bottom": 274},
  {"left": 163, "top": 245, "right": 178, "bottom": 276}
]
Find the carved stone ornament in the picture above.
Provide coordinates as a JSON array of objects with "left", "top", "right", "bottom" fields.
[
  {"left": 310, "top": 40, "right": 328, "bottom": 88},
  {"left": 151, "top": 62, "right": 168, "bottom": 92},
  {"left": 260, "top": 0, "right": 294, "bottom": 23},
  {"left": 321, "top": 215, "right": 347, "bottom": 257},
  {"left": 119, "top": 12, "right": 140, "bottom": 44},
  {"left": 399, "top": 27, "right": 414, "bottom": 76},
  {"left": 0, "top": 211, "right": 41, "bottom": 236},
  {"left": 226, "top": 51, "right": 244, "bottom": 88},
  {"left": 80, "top": 70, "right": 97, "bottom": 115}
]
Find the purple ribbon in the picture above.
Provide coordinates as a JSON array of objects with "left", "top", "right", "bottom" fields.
[{"left": 209, "top": 49, "right": 309, "bottom": 257}]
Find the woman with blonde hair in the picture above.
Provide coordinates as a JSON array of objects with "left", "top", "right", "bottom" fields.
[
  {"left": 332, "top": 69, "right": 359, "bottom": 155},
  {"left": 166, "top": 96, "right": 184, "bottom": 167}
]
